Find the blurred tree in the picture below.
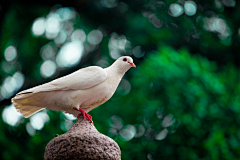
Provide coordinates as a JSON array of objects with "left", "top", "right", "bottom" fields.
[
  {"left": 0, "top": 0, "right": 240, "bottom": 160},
  {"left": 116, "top": 46, "right": 240, "bottom": 160}
]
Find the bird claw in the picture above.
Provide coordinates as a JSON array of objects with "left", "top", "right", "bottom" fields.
[{"left": 74, "top": 107, "right": 93, "bottom": 123}]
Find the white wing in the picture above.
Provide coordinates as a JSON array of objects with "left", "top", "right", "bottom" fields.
[{"left": 17, "top": 66, "right": 107, "bottom": 94}]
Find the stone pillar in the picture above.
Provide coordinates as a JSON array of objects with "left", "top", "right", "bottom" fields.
[{"left": 44, "top": 116, "right": 121, "bottom": 160}]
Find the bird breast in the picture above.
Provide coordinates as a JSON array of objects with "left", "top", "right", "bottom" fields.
[
  {"left": 71, "top": 68, "right": 123, "bottom": 113},
  {"left": 70, "top": 80, "right": 111, "bottom": 112}
]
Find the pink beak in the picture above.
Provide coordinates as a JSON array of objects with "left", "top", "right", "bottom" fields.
[{"left": 129, "top": 62, "right": 136, "bottom": 67}]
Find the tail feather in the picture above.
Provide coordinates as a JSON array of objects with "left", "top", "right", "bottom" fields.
[
  {"left": 13, "top": 103, "right": 45, "bottom": 118},
  {"left": 12, "top": 91, "right": 77, "bottom": 118},
  {"left": 12, "top": 92, "right": 46, "bottom": 118},
  {"left": 12, "top": 92, "right": 44, "bottom": 106},
  {"left": 12, "top": 93, "right": 35, "bottom": 100},
  {"left": 22, "top": 107, "right": 45, "bottom": 118}
]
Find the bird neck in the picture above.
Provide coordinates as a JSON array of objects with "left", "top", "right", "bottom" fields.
[{"left": 107, "top": 61, "right": 131, "bottom": 76}]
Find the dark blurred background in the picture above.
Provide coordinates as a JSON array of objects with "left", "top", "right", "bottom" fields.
[{"left": 1, "top": 0, "right": 240, "bottom": 159}]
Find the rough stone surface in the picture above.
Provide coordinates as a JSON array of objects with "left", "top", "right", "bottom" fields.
[{"left": 44, "top": 117, "right": 121, "bottom": 160}]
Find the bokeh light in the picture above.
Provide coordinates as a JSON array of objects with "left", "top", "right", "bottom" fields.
[
  {"left": 31, "top": 7, "right": 78, "bottom": 43},
  {"left": 133, "top": 46, "right": 144, "bottom": 58},
  {"left": 222, "top": 0, "right": 236, "bottom": 7},
  {"left": 71, "top": 29, "right": 86, "bottom": 42},
  {"left": 32, "top": 17, "right": 46, "bottom": 36},
  {"left": 56, "top": 41, "right": 84, "bottom": 67},
  {"left": 26, "top": 122, "right": 36, "bottom": 136},
  {"left": 116, "top": 2, "right": 129, "bottom": 14},
  {"left": 45, "top": 13, "right": 61, "bottom": 39},
  {"left": 56, "top": 7, "right": 76, "bottom": 21},
  {"left": 134, "top": 124, "right": 145, "bottom": 138},
  {"left": 30, "top": 111, "right": 49, "bottom": 130},
  {"left": 40, "top": 43, "right": 56, "bottom": 60},
  {"left": 203, "top": 16, "right": 232, "bottom": 45},
  {"left": 59, "top": 112, "right": 76, "bottom": 131},
  {"left": 63, "top": 112, "right": 77, "bottom": 120},
  {"left": 87, "top": 30, "right": 103, "bottom": 45},
  {"left": 4, "top": 45, "right": 17, "bottom": 62},
  {"left": 148, "top": 14, "right": 162, "bottom": 28},
  {"left": 1, "top": 61, "right": 12, "bottom": 73},
  {"left": 155, "top": 128, "right": 168, "bottom": 140},
  {"left": 161, "top": 114, "right": 175, "bottom": 128},
  {"left": 184, "top": 1, "right": 197, "bottom": 16},
  {"left": 108, "top": 115, "right": 123, "bottom": 130},
  {"left": 2, "top": 104, "right": 22, "bottom": 126},
  {"left": 1, "top": 72, "right": 24, "bottom": 99},
  {"left": 60, "top": 120, "right": 74, "bottom": 131},
  {"left": 108, "top": 33, "right": 131, "bottom": 59},
  {"left": 116, "top": 79, "right": 131, "bottom": 95},
  {"left": 40, "top": 60, "right": 57, "bottom": 78},
  {"left": 101, "top": 0, "right": 118, "bottom": 8},
  {"left": 119, "top": 125, "right": 136, "bottom": 141},
  {"left": 54, "top": 30, "right": 68, "bottom": 45},
  {"left": 204, "top": 17, "right": 227, "bottom": 34},
  {"left": 96, "top": 58, "right": 110, "bottom": 68},
  {"left": 169, "top": 4, "right": 184, "bottom": 17}
]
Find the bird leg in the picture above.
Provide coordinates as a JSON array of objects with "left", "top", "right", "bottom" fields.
[{"left": 73, "top": 107, "right": 93, "bottom": 123}]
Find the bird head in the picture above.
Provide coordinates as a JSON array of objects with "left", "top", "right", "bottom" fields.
[
  {"left": 118, "top": 56, "right": 136, "bottom": 67},
  {"left": 112, "top": 56, "right": 136, "bottom": 74}
]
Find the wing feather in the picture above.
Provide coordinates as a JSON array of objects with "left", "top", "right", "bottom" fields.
[{"left": 17, "top": 66, "right": 107, "bottom": 94}]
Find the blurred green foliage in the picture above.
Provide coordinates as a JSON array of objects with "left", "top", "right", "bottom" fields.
[
  {"left": 1, "top": 0, "right": 240, "bottom": 160},
  {"left": 123, "top": 46, "right": 240, "bottom": 159}
]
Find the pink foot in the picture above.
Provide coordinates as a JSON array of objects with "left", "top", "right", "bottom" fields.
[{"left": 73, "top": 107, "right": 93, "bottom": 123}]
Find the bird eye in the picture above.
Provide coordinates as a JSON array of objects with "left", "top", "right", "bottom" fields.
[{"left": 123, "top": 58, "right": 127, "bottom": 62}]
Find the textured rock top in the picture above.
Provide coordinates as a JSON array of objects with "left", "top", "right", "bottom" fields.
[{"left": 44, "top": 117, "right": 121, "bottom": 160}]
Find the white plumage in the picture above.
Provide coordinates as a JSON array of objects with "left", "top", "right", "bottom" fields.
[{"left": 12, "top": 56, "right": 135, "bottom": 122}]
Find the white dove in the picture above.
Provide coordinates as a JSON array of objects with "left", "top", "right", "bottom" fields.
[{"left": 12, "top": 56, "right": 135, "bottom": 123}]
